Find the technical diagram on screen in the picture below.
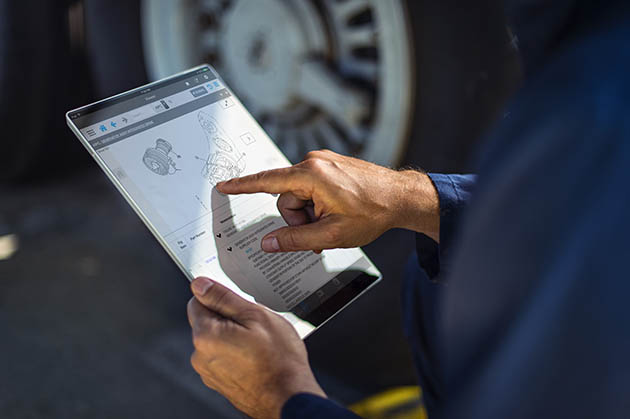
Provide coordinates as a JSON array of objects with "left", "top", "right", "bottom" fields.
[
  {"left": 143, "top": 138, "right": 181, "bottom": 176},
  {"left": 66, "top": 64, "right": 381, "bottom": 339},
  {"left": 196, "top": 111, "right": 245, "bottom": 186}
]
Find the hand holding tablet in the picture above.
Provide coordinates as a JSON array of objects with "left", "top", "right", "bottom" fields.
[{"left": 187, "top": 277, "right": 326, "bottom": 419}]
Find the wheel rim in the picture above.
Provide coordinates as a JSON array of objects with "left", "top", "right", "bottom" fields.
[{"left": 141, "top": 0, "right": 414, "bottom": 165}]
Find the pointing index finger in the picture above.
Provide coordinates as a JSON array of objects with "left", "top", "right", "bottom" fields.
[{"left": 216, "top": 167, "right": 312, "bottom": 196}]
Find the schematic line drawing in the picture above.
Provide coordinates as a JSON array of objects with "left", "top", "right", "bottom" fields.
[
  {"left": 197, "top": 111, "right": 246, "bottom": 185},
  {"left": 143, "top": 138, "right": 181, "bottom": 176}
]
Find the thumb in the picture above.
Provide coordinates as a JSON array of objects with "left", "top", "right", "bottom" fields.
[
  {"left": 191, "top": 277, "right": 255, "bottom": 321},
  {"left": 261, "top": 216, "right": 342, "bottom": 252}
]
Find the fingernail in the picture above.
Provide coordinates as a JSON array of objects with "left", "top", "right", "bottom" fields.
[
  {"left": 192, "top": 277, "right": 214, "bottom": 295},
  {"left": 262, "top": 236, "right": 280, "bottom": 252}
]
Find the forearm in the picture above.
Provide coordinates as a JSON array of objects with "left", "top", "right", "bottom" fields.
[{"left": 389, "top": 170, "right": 441, "bottom": 242}]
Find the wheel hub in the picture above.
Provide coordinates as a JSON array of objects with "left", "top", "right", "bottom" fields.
[{"left": 220, "top": 0, "right": 306, "bottom": 114}]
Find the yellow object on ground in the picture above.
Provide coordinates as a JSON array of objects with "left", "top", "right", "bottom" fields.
[{"left": 349, "top": 386, "right": 427, "bottom": 419}]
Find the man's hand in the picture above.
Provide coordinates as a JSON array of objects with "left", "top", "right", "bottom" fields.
[
  {"left": 217, "top": 149, "right": 440, "bottom": 252},
  {"left": 187, "top": 277, "right": 326, "bottom": 419}
]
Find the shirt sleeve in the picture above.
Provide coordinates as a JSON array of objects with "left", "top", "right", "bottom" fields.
[
  {"left": 281, "top": 394, "right": 360, "bottom": 419},
  {"left": 415, "top": 173, "right": 476, "bottom": 281}
]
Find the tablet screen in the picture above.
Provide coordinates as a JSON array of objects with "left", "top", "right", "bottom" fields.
[{"left": 67, "top": 65, "right": 381, "bottom": 337}]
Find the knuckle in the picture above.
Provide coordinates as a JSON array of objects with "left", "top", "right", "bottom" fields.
[
  {"left": 300, "top": 158, "right": 316, "bottom": 170},
  {"left": 305, "top": 150, "right": 323, "bottom": 160},
  {"left": 191, "top": 328, "right": 208, "bottom": 351},
  {"left": 302, "top": 154, "right": 320, "bottom": 165},
  {"left": 191, "top": 315, "right": 217, "bottom": 348},
  {"left": 303, "top": 158, "right": 327, "bottom": 175}
]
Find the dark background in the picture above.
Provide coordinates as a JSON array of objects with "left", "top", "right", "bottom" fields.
[{"left": 0, "top": 0, "right": 520, "bottom": 417}]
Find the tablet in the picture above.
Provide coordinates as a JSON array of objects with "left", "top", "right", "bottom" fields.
[{"left": 66, "top": 64, "right": 381, "bottom": 338}]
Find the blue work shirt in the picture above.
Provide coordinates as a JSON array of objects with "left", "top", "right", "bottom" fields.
[{"left": 283, "top": 3, "right": 630, "bottom": 418}]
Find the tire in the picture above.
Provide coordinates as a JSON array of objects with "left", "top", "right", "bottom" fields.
[
  {"left": 83, "top": 0, "right": 148, "bottom": 98},
  {"left": 0, "top": 0, "right": 94, "bottom": 182}
]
